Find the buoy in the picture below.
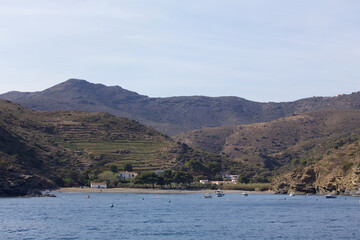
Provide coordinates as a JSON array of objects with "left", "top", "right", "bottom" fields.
[
  {"left": 169, "top": 200, "right": 171, "bottom": 203},
  {"left": 110, "top": 203, "right": 114, "bottom": 208},
  {"left": 157, "top": 195, "right": 159, "bottom": 198},
  {"left": 142, "top": 198, "right": 144, "bottom": 200},
  {"left": 88, "top": 195, "right": 90, "bottom": 198}
]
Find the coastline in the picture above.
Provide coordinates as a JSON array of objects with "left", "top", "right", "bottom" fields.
[{"left": 53, "top": 187, "right": 275, "bottom": 194}]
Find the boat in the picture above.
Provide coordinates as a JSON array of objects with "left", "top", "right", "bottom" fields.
[
  {"left": 203, "top": 193, "right": 212, "bottom": 198},
  {"left": 325, "top": 194, "right": 337, "bottom": 199},
  {"left": 214, "top": 189, "right": 225, "bottom": 197},
  {"left": 242, "top": 192, "right": 248, "bottom": 196},
  {"left": 289, "top": 192, "right": 295, "bottom": 197}
]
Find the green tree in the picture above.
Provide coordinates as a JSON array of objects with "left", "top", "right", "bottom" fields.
[
  {"left": 133, "top": 172, "right": 159, "bottom": 189},
  {"left": 205, "top": 162, "right": 221, "bottom": 179},
  {"left": 109, "top": 165, "right": 118, "bottom": 173},
  {"left": 214, "top": 173, "right": 223, "bottom": 181},
  {"left": 88, "top": 169, "right": 100, "bottom": 181},
  {"left": 185, "top": 160, "right": 207, "bottom": 175},
  {"left": 238, "top": 173, "right": 250, "bottom": 184},
  {"left": 63, "top": 178, "right": 73, "bottom": 187},
  {"left": 62, "top": 169, "right": 79, "bottom": 182},
  {"left": 156, "top": 176, "right": 165, "bottom": 188},
  {"left": 98, "top": 171, "right": 118, "bottom": 187},
  {"left": 124, "top": 163, "right": 133, "bottom": 172},
  {"left": 162, "top": 169, "right": 174, "bottom": 187},
  {"left": 174, "top": 171, "right": 193, "bottom": 188}
]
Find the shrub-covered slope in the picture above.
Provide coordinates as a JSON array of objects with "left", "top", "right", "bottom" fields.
[
  {"left": 0, "top": 100, "right": 226, "bottom": 196},
  {"left": 175, "top": 110, "right": 360, "bottom": 193}
]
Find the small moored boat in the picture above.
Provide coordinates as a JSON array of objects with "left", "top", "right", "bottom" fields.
[
  {"left": 203, "top": 193, "right": 212, "bottom": 198},
  {"left": 214, "top": 189, "right": 225, "bottom": 197},
  {"left": 289, "top": 192, "right": 295, "bottom": 197},
  {"left": 325, "top": 194, "right": 337, "bottom": 199},
  {"left": 242, "top": 192, "right": 248, "bottom": 196}
]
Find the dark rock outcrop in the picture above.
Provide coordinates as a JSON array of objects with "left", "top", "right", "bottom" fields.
[
  {"left": 272, "top": 139, "right": 360, "bottom": 196},
  {"left": 0, "top": 169, "right": 56, "bottom": 197}
]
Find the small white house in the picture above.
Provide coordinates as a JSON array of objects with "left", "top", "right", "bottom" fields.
[
  {"left": 90, "top": 182, "right": 107, "bottom": 188},
  {"left": 230, "top": 175, "right": 239, "bottom": 183},
  {"left": 199, "top": 179, "right": 209, "bottom": 184},
  {"left": 118, "top": 171, "right": 138, "bottom": 180}
]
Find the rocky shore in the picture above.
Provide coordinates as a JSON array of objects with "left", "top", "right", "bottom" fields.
[
  {"left": 0, "top": 169, "right": 56, "bottom": 197},
  {"left": 272, "top": 165, "right": 360, "bottom": 196}
]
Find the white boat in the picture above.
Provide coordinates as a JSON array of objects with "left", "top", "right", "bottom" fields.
[
  {"left": 289, "top": 192, "right": 295, "bottom": 197},
  {"left": 203, "top": 193, "right": 212, "bottom": 198},
  {"left": 214, "top": 189, "right": 225, "bottom": 197},
  {"left": 325, "top": 194, "right": 337, "bottom": 199},
  {"left": 242, "top": 192, "right": 248, "bottom": 196}
]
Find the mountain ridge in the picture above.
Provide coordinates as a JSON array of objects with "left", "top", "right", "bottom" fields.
[{"left": 1, "top": 79, "right": 360, "bottom": 136}]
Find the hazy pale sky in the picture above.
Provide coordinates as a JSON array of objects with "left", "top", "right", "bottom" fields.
[{"left": 0, "top": 0, "right": 359, "bottom": 102}]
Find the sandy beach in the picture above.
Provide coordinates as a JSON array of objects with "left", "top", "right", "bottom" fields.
[{"left": 53, "top": 187, "right": 274, "bottom": 194}]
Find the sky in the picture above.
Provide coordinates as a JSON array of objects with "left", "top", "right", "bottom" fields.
[{"left": 0, "top": 0, "right": 359, "bottom": 102}]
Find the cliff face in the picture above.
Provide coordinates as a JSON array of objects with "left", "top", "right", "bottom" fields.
[
  {"left": 0, "top": 167, "right": 56, "bottom": 197},
  {"left": 272, "top": 139, "right": 360, "bottom": 196}
]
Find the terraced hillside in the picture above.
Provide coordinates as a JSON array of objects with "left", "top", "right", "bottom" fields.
[
  {"left": 0, "top": 100, "right": 226, "bottom": 196},
  {"left": 42, "top": 111, "right": 176, "bottom": 172}
]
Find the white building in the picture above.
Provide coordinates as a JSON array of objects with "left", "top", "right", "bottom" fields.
[
  {"left": 118, "top": 171, "right": 138, "bottom": 180},
  {"left": 199, "top": 179, "right": 209, "bottom": 184},
  {"left": 230, "top": 175, "right": 239, "bottom": 183},
  {"left": 90, "top": 182, "right": 107, "bottom": 188}
]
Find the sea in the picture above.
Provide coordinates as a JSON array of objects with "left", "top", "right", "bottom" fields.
[{"left": 1, "top": 192, "right": 359, "bottom": 240}]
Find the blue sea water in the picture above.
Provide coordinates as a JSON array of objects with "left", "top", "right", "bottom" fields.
[{"left": 0, "top": 193, "right": 359, "bottom": 240}]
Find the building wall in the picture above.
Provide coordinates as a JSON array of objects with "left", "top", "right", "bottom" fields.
[
  {"left": 90, "top": 183, "right": 107, "bottom": 188},
  {"left": 118, "top": 172, "right": 138, "bottom": 180}
]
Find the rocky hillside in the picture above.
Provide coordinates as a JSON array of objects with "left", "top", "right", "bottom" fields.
[
  {"left": 175, "top": 110, "right": 360, "bottom": 166},
  {"left": 271, "top": 138, "right": 360, "bottom": 195},
  {"left": 0, "top": 100, "right": 226, "bottom": 196},
  {"left": 1, "top": 79, "right": 359, "bottom": 135},
  {"left": 175, "top": 110, "right": 360, "bottom": 193}
]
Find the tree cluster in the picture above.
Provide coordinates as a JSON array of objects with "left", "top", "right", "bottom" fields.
[
  {"left": 133, "top": 170, "right": 193, "bottom": 189},
  {"left": 184, "top": 160, "right": 222, "bottom": 180}
]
